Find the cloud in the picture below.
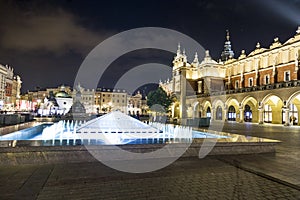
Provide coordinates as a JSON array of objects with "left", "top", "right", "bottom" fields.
[
  {"left": 258, "top": 0, "right": 300, "bottom": 25},
  {"left": 0, "top": 2, "right": 113, "bottom": 55}
]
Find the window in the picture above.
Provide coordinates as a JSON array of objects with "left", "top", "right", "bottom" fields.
[
  {"left": 264, "top": 104, "right": 272, "bottom": 123},
  {"left": 248, "top": 78, "right": 253, "bottom": 87},
  {"left": 228, "top": 106, "right": 236, "bottom": 121},
  {"left": 235, "top": 80, "right": 239, "bottom": 89},
  {"left": 206, "top": 107, "right": 211, "bottom": 118},
  {"left": 289, "top": 104, "right": 298, "bottom": 125},
  {"left": 265, "top": 75, "right": 270, "bottom": 85},
  {"left": 216, "top": 106, "right": 222, "bottom": 120},
  {"left": 284, "top": 71, "right": 290, "bottom": 82},
  {"left": 244, "top": 105, "right": 252, "bottom": 122}
]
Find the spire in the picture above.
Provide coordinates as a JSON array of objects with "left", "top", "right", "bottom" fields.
[
  {"left": 182, "top": 48, "right": 187, "bottom": 62},
  {"left": 296, "top": 26, "right": 300, "bottom": 35},
  {"left": 221, "top": 29, "right": 235, "bottom": 61},
  {"left": 177, "top": 43, "right": 181, "bottom": 56},
  {"left": 226, "top": 29, "right": 230, "bottom": 41},
  {"left": 193, "top": 52, "right": 199, "bottom": 63},
  {"left": 205, "top": 50, "right": 210, "bottom": 57},
  {"left": 256, "top": 42, "right": 261, "bottom": 49}
]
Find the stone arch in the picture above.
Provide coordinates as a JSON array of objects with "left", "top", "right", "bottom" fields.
[
  {"left": 202, "top": 101, "right": 212, "bottom": 118},
  {"left": 287, "top": 91, "right": 300, "bottom": 106},
  {"left": 225, "top": 97, "right": 239, "bottom": 107},
  {"left": 241, "top": 95, "right": 258, "bottom": 107},
  {"left": 261, "top": 93, "right": 283, "bottom": 106},
  {"left": 241, "top": 96, "right": 259, "bottom": 123},
  {"left": 192, "top": 101, "right": 201, "bottom": 118},
  {"left": 226, "top": 98, "right": 239, "bottom": 122},
  {"left": 213, "top": 99, "right": 225, "bottom": 121},
  {"left": 286, "top": 91, "right": 300, "bottom": 125},
  {"left": 261, "top": 94, "right": 284, "bottom": 124},
  {"left": 172, "top": 102, "right": 180, "bottom": 119}
]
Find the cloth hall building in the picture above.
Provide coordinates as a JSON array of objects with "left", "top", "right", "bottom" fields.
[{"left": 160, "top": 27, "right": 300, "bottom": 126}]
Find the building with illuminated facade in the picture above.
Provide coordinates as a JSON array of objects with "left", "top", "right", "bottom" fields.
[
  {"left": 161, "top": 26, "right": 300, "bottom": 126},
  {"left": 127, "top": 91, "right": 148, "bottom": 116},
  {"left": 22, "top": 84, "right": 147, "bottom": 116},
  {"left": 94, "top": 88, "right": 128, "bottom": 114},
  {"left": 0, "top": 64, "right": 22, "bottom": 111}
]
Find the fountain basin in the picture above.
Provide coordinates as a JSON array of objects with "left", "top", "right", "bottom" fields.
[
  {"left": 0, "top": 126, "right": 280, "bottom": 165},
  {"left": 0, "top": 136, "right": 279, "bottom": 166},
  {"left": 0, "top": 111, "right": 280, "bottom": 165}
]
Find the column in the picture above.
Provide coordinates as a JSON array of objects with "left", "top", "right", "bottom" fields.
[
  {"left": 239, "top": 107, "right": 244, "bottom": 123},
  {"left": 199, "top": 105, "right": 203, "bottom": 118},
  {"left": 172, "top": 71, "right": 176, "bottom": 92},
  {"left": 223, "top": 107, "right": 228, "bottom": 122},
  {"left": 180, "top": 68, "right": 187, "bottom": 124},
  {"left": 284, "top": 108, "right": 290, "bottom": 126},
  {"left": 210, "top": 107, "right": 214, "bottom": 121},
  {"left": 258, "top": 107, "right": 264, "bottom": 124}
]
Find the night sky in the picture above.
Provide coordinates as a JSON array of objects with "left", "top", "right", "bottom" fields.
[{"left": 0, "top": 0, "right": 300, "bottom": 93}]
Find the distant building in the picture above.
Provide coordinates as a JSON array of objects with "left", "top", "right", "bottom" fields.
[
  {"left": 21, "top": 85, "right": 71, "bottom": 113},
  {"left": 95, "top": 88, "right": 128, "bottom": 114},
  {"left": 0, "top": 64, "right": 22, "bottom": 111},
  {"left": 0, "top": 65, "right": 7, "bottom": 108},
  {"left": 55, "top": 91, "right": 73, "bottom": 114},
  {"left": 21, "top": 84, "right": 148, "bottom": 116},
  {"left": 127, "top": 91, "right": 148, "bottom": 116},
  {"left": 72, "top": 84, "right": 95, "bottom": 114}
]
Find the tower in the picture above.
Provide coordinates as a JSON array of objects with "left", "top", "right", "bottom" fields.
[{"left": 221, "top": 30, "right": 235, "bottom": 61}]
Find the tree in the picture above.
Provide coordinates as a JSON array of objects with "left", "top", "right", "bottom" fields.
[{"left": 147, "top": 87, "right": 173, "bottom": 113}]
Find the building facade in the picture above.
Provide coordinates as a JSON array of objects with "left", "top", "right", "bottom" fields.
[
  {"left": 127, "top": 91, "right": 148, "bottom": 116},
  {"left": 0, "top": 64, "right": 22, "bottom": 111},
  {"left": 95, "top": 88, "right": 128, "bottom": 114},
  {"left": 161, "top": 27, "right": 300, "bottom": 126}
]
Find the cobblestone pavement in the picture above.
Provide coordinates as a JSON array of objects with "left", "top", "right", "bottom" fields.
[
  {"left": 0, "top": 157, "right": 300, "bottom": 200},
  {"left": 1, "top": 122, "right": 300, "bottom": 199},
  {"left": 213, "top": 122, "right": 300, "bottom": 188}
]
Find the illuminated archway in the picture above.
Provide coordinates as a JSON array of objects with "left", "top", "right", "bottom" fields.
[
  {"left": 216, "top": 106, "right": 223, "bottom": 120},
  {"left": 287, "top": 91, "right": 300, "bottom": 125},
  {"left": 202, "top": 101, "right": 212, "bottom": 118},
  {"left": 173, "top": 102, "right": 180, "bottom": 119},
  {"left": 206, "top": 107, "right": 211, "bottom": 118},
  {"left": 244, "top": 104, "right": 252, "bottom": 122},
  {"left": 226, "top": 98, "right": 239, "bottom": 122},
  {"left": 262, "top": 94, "right": 284, "bottom": 124},
  {"left": 213, "top": 99, "right": 225, "bottom": 121},
  {"left": 241, "top": 96, "right": 259, "bottom": 123},
  {"left": 228, "top": 105, "right": 236, "bottom": 121},
  {"left": 192, "top": 101, "right": 201, "bottom": 118}
]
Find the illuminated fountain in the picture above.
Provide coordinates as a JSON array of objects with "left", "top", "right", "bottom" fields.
[
  {"left": 75, "top": 111, "right": 193, "bottom": 145},
  {"left": 0, "top": 111, "right": 228, "bottom": 146},
  {"left": 37, "top": 111, "right": 193, "bottom": 145}
]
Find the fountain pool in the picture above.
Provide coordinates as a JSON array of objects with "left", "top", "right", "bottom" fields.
[{"left": 0, "top": 111, "right": 229, "bottom": 146}]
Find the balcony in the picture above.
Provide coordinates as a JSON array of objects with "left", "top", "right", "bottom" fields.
[{"left": 191, "top": 80, "right": 300, "bottom": 98}]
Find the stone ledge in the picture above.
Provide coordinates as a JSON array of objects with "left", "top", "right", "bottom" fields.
[{"left": 0, "top": 141, "right": 279, "bottom": 165}]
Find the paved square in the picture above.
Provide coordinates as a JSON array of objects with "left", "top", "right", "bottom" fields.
[{"left": 1, "top": 157, "right": 300, "bottom": 200}]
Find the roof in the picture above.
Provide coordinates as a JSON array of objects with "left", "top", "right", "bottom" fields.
[{"left": 55, "top": 91, "right": 72, "bottom": 98}]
